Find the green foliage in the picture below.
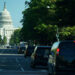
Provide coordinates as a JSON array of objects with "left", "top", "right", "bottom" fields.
[
  {"left": 0, "top": 35, "right": 2, "bottom": 44},
  {"left": 34, "top": 24, "right": 57, "bottom": 45},
  {"left": 9, "top": 29, "right": 21, "bottom": 45},
  {"left": 21, "top": 0, "right": 56, "bottom": 42},
  {"left": 59, "top": 26, "right": 75, "bottom": 40},
  {"left": 56, "top": 0, "right": 75, "bottom": 27},
  {"left": 21, "top": 0, "right": 75, "bottom": 45},
  {"left": 2, "top": 36, "right": 7, "bottom": 45}
]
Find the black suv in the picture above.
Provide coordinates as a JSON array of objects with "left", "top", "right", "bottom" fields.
[
  {"left": 24, "top": 46, "right": 35, "bottom": 57},
  {"left": 48, "top": 41, "right": 75, "bottom": 75},
  {"left": 31, "top": 46, "right": 51, "bottom": 68}
]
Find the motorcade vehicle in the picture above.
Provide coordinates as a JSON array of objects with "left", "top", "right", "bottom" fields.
[
  {"left": 6, "top": 45, "right": 11, "bottom": 49},
  {"left": 7, "top": 46, "right": 10, "bottom": 48},
  {"left": 18, "top": 42, "right": 28, "bottom": 54},
  {"left": 48, "top": 40, "right": 75, "bottom": 75},
  {"left": 24, "top": 46, "right": 35, "bottom": 57},
  {"left": 31, "top": 46, "right": 51, "bottom": 68}
]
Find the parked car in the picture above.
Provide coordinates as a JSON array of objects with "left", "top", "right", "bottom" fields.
[
  {"left": 18, "top": 42, "right": 28, "bottom": 54},
  {"left": 48, "top": 40, "right": 75, "bottom": 75},
  {"left": 31, "top": 46, "right": 51, "bottom": 68},
  {"left": 24, "top": 46, "right": 35, "bottom": 57},
  {"left": 7, "top": 46, "right": 11, "bottom": 48}
]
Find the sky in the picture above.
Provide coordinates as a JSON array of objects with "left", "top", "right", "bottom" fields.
[{"left": 0, "top": 0, "right": 25, "bottom": 28}]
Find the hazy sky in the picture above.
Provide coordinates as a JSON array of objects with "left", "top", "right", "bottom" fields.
[{"left": 0, "top": 0, "right": 25, "bottom": 28}]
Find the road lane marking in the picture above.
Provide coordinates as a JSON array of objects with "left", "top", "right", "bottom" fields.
[{"left": 16, "top": 58, "right": 25, "bottom": 72}]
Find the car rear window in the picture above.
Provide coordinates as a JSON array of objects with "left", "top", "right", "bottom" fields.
[
  {"left": 28, "top": 47, "right": 35, "bottom": 52},
  {"left": 36, "top": 47, "right": 50, "bottom": 56},
  {"left": 59, "top": 42, "right": 75, "bottom": 56}
]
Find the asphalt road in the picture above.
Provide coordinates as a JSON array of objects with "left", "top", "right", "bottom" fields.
[
  {"left": 0, "top": 49, "right": 74, "bottom": 75},
  {"left": 0, "top": 48, "right": 18, "bottom": 54},
  {"left": 0, "top": 49, "right": 48, "bottom": 75}
]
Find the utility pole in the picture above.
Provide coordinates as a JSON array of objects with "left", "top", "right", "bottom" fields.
[{"left": 56, "top": 27, "right": 60, "bottom": 41}]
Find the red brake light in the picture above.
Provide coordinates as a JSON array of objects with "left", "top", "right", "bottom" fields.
[
  {"left": 56, "top": 48, "right": 60, "bottom": 56},
  {"left": 57, "top": 48, "right": 60, "bottom": 52},
  {"left": 73, "top": 41, "right": 75, "bottom": 43}
]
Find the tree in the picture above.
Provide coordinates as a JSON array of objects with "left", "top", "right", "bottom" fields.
[
  {"left": 9, "top": 29, "right": 21, "bottom": 45},
  {"left": 21, "top": 0, "right": 56, "bottom": 41},
  {"left": 2, "top": 36, "right": 7, "bottom": 45},
  {"left": 0, "top": 35, "right": 2, "bottom": 45},
  {"left": 34, "top": 24, "right": 57, "bottom": 45},
  {"left": 21, "top": 0, "right": 75, "bottom": 44},
  {"left": 55, "top": 0, "right": 75, "bottom": 27},
  {"left": 59, "top": 26, "right": 75, "bottom": 40}
]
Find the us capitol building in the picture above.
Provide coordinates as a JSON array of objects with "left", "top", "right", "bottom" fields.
[{"left": 0, "top": 3, "right": 18, "bottom": 45}]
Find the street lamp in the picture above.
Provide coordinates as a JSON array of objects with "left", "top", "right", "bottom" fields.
[
  {"left": 56, "top": 27, "right": 60, "bottom": 41},
  {"left": 47, "top": 6, "right": 50, "bottom": 9}
]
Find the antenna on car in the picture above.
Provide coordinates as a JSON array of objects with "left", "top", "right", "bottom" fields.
[{"left": 56, "top": 27, "right": 60, "bottom": 42}]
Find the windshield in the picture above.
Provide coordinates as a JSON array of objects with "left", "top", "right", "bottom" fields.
[{"left": 36, "top": 47, "right": 50, "bottom": 56}]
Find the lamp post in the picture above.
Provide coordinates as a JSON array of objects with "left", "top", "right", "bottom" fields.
[
  {"left": 56, "top": 27, "right": 59, "bottom": 41},
  {"left": 47, "top": 6, "right": 60, "bottom": 42},
  {"left": 47, "top": 6, "right": 50, "bottom": 9}
]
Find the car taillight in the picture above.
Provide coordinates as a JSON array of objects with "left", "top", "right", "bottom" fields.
[
  {"left": 73, "top": 41, "right": 75, "bottom": 43},
  {"left": 56, "top": 48, "right": 60, "bottom": 56}
]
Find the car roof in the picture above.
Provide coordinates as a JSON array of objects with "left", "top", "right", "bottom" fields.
[
  {"left": 54, "top": 40, "right": 75, "bottom": 44},
  {"left": 36, "top": 46, "right": 51, "bottom": 48},
  {"left": 28, "top": 45, "right": 35, "bottom": 47},
  {"left": 27, "top": 46, "right": 35, "bottom": 48}
]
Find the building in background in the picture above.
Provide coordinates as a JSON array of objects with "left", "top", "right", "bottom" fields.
[{"left": 0, "top": 2, "right": 18, "bottom": 45}]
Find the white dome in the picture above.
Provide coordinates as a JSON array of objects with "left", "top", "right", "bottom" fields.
[
  {"left": 0, "top": 2, "right": 17, "bottom": 45},
  {"left": 0, "top": 4, "right": 13, "bottom": 27},
  {"left": 1, "top": 9, "right": 10, "bottom": 16}
]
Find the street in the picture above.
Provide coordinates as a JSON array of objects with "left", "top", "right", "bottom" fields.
[
  {"left": 0, "top": 49, "right": 48, "bottom": 75},
  {"left": 0, "top": 49, "right": 18, "bottom": 54}
]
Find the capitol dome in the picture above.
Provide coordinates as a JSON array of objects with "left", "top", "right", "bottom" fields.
[
  {"left": 0, "top": 2, "right": 13, "bottom": 28},
  {"left": 0, "top": 2, "right": 17, "bottom": 45}
]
